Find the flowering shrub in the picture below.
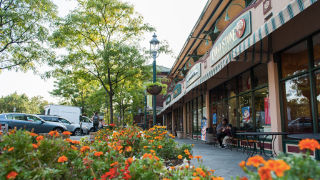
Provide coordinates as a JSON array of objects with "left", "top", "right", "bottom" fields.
[
  {"left": 0, "top": 126, "right": 223, "bottom": 179},
  {"left": 239, "top": 139, "right": 320, "bottom": 180}
]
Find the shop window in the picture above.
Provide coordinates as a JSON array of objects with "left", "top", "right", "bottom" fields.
[
  {"left": 226, "top": 77, "right": 238, "bottom": 97},
  {"left": 239, "top": 71, "right": 251, "bottom": 93},
  {"left": 239, "top": 93, "right": 253, "bottom": 131},
  {"left": 254, "top": 88, "right": 270, "bottom": 132},
  {"left": 314, "top": 70, "right": 320, "bottom": 131},
  {"left": 313, "top": 33, "right": 320, "bottom": 67},
  {"left": 253, "top": 63, "right": 268, "bottom": 88},
  {"left": 228, "top": 97, "right": 238, "bottom": 127},
  {"left": 282, "top": 75, "right": 313, "bottom": 134},
  {"left": 281, "top": 41, "right": 308, "bottom": 78}
]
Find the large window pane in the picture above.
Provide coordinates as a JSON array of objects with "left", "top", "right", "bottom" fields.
[
  {"left": 315, "top": 70, "right": 320, "bottom": 131},
  {"left": 314, "top": 33, "right": 320, "bottom": 67},
  {"left": 281, "top": 41, "right": 308, "bottom": 78},
  {"left": 228, "top": 97, "right": 237, "bottom": 127},
  {"left": 253, "top": 63, "right": 268, "bottom": 88},
  {"left": 283, "top": 75, "right": 313, "bottom": 133},
  {"left": 239, "top": 71, "right": 251, "bottom": 92},
  {"left": 239, "top": 93, "right": 253, "bottom": 131},
  {"left": 226, "top": 78, "right": 238, "bottom": 97},
  {"left": 254, "top": 88, "right": 270, "bottom": 132}
]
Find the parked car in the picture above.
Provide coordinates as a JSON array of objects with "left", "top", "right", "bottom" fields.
[
  {"left": 80, "top": 116, "right": 94, "bottom": 134},
  {"left": 0, "top": 113, "right": 67, "bottom": 133},
  {"left": 38, "top": 115, "right": 83, "bottom": 136}
]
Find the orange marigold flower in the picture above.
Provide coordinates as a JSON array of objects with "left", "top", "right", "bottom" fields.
[
  {"left": 246, "top": 155, "right": 266, "bottom": 167},
  {"left": 258, "top": 166, "right": 272, "bottom": 180},
  {"left": 125, "top": 146, "right": 132, "bottom": 152},
  {"left": 298, "top": 138, "right": 320, "bottom": 152},
  {"left": 32, "top": 144, "right": 38, "bottom": 149},
  {"left": 71, "top": 145, "right": 77, "bottom": 150},
  {"left": 264, "top": 159, "right": 290, "bottom": 177},
  {"left": 189, "top": 155, "right": 193, "bottom": 159},
  {"left": 72, "top": 140, "right": 80, "bottom": 144},
  {"left": 8, "top": 147, "right": 14, "bottom": 152},
  {"left": 211, "top": 177, "right": 224, "bottom": 180},
  {"left": 94, "top": 151, "right": 103, "bottom": 157},
  {"left": 158, "top": 145, "right": 163, "bottom": 149},
  {"left": 239, "top": 161, "right": 246, "bottom": 168},
  {"left": 29, "top": 132, "right": 38, "bottom": 137},
  {"left": 240, "top": 177, "right": 248, "bottom": 180},
  {"left": 110, "top": 161, "right": 118, "bottom": 167},
  {"left": 184, "top": 149, "right": 190, "bottom": 155},
  {"left": 126, "top": 157, "right": 133, "bottom": 164},
  {"left": 163, "top": 178, "right": 171, "bottom": 180},
  {"left": 194, "top": 156, "right": 202, "bottom": 160},
  {"left": 48, "top": 130, "right": 59, "bottom": 137},
  {"left": 0, "top": 131, "right": 2, "bottom": 135},
  {"left": 58, "top": 155, "right": 68, "bottom": 163},
  {"left": 36, "top": 135, "right": 44, "bottom": 141},
  {"left": 170, "top": 166, "right": 175, "bottom": 170},
  {"left": 6, "top": 171, "right": 18, "bottom": 179},
  {"left": 80, "top": 146, "right": 90, "bottom": 152},
  {"left": 65, "top": 138, "right": 73, "bottom": 143},
  {"left": 143, "top": 146, "right": 148, "bottom": 149},
  {"left": 185, "top": 165, "right": 190, "bottom": 168},
  {"left": 178, "top": 155, "right": 183, "bottom": 159},
  {"left": 62, "top": 131, "right": 72, "bottom": 136},
  {"left": 150, "top": 149, "right": 155, "bottom": 154},
  {"left": 192, "top": 177, "right": 200, "bottom": 180}
]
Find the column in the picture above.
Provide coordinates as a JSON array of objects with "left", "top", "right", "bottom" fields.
[
  {"left": 183, "top": 103, "right": 187, "bottom": 138},
  {"left": 268, "top": 60, "right": 283, "bottom": 154}
]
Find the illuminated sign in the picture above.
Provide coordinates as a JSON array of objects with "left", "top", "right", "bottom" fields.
[{"left": 210, "top": 11, "right": 251, "bottom": 66}]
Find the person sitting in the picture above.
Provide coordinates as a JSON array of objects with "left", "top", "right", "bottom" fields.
[
  {"left": 222, "top": 124, "right": 233, "bottom": 147},
  {"left": 216, "top": 118, "right": 230, "bottom": 148}
]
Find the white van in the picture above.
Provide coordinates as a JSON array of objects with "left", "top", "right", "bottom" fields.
[{"left": 45, "top": 105, "right": 81, "bottom": 124}]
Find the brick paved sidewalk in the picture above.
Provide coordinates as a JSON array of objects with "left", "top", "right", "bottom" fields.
[{"left": 175, "top": 138, "right": 247, "bottom": 180}]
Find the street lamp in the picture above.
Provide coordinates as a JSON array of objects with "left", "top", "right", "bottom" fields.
[{"left": 150, "top": 33, "right": 160, "bottom": 126}]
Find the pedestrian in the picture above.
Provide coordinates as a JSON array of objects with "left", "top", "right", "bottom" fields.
[
  {"left": 92, "top": 112, "right": 100, "bottom": 132},
  {"left": 216, "top": 118, "right": 232, "bottom": 148}
]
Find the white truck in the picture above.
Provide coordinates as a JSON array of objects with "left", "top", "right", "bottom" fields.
[{"left": 44, "top": 105, "right": 93, "bottom": 134}]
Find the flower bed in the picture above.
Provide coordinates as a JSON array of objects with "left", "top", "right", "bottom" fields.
[{"left": 0, "top": 126, "right": 222, "bottom": 179}]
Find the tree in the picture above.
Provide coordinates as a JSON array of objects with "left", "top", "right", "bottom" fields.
[
  {"left": 50, "top": 0, "right": 153, "bottom": 123},
  {"left": 0, "top": 93, "right": 49, "bottom": 114},
  {"left": 0, "top": 0, "right": 57, "bottom": 72},
  {"left": 50, "top": 71, "right": 105, "bottom": 116}
]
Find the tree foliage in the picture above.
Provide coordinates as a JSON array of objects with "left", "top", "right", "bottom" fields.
[
  {"left": 0, "top": 93, "right": 49, "bottom": 114},
  {"left": 50, "top": 0, "right": 153, "bottom": 123},
  {"left": 0, "top": 0, "right": 58, "bottom": 72}
]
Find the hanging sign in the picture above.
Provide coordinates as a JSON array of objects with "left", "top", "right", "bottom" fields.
[
  {"left": 210, "top": 11, "right": 252, "bottom": 66},
  {"left": 173, "top": 84, "right": 182, "bottom": 98},
  {"left": 186, "top": 63, "right": 201, "bottom": 87}
]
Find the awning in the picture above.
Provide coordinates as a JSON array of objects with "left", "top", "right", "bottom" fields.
[{"left": 159, "top": 0, "right": 318, "bottom": 115}]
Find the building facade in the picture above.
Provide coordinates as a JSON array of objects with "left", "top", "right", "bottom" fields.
[{"left": 160, "top": 0, "right": 320, "bottom": 157}]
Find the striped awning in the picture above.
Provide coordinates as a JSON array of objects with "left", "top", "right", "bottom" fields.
[{"left": 159, "top": 0, "right": 318, "bottom": 115}]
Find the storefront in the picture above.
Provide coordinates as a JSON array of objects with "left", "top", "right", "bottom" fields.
[{"left": 159, "top": 0, "right": 320, "bottom": 156}]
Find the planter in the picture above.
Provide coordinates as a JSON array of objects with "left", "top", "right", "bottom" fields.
[
  {"left": 176, "top": 131, "right": 184, "bottom": 139},
  {"left": 147, "top": 85, "right": 162, "bottom": 95}
]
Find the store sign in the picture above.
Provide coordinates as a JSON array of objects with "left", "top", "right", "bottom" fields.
[
  {"left": 173, "top": 84, "right": 182, "bottom": 98},
  {"left": 166, "top": 95, "right": 171, "bottom": 104},
  {"left": 210, "top": 11, "right": 252, "bottom": 66},
  {"left": 186, "top": 63, "right": 201, "bottom": 87},
  {"left": 201, "top": 118, "right": 207, "bottom": 141}
]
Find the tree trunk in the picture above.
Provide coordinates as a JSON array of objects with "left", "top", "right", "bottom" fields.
[{"left": 109, "top": 92, "right": 114, "bottom": 124}]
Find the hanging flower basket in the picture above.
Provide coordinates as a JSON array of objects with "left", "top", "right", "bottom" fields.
[{"left": 147, "top": 84, "right": 162, "bottom": 95}]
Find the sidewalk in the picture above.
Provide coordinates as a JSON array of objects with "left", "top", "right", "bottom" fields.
[{"left": 175, "top": 138, "right": 247, "bottom": 180}]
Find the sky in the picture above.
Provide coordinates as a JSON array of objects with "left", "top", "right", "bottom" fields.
[{"left": 0, "top": 0, "right": 208, "bottom": 103}]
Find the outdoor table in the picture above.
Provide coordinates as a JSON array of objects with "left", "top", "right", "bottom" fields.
[
  {"left": 287, "top": 133, "right": 320, "bottom": 160},
  {"left": 236, "top": 132, "right": 288, "bottom": 159}
]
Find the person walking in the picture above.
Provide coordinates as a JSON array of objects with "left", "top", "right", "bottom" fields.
[{"left": 92, "top": 112, "right": 100, "bottom": 132}]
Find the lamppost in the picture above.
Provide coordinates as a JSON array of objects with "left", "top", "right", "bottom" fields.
[{"left": 150, "top": 33, "right": 160, "bottom": 126}]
